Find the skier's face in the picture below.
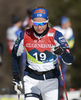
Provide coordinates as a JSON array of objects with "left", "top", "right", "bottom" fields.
[{"left": 32, "top": 18, "right": 48, "bottom": 34}]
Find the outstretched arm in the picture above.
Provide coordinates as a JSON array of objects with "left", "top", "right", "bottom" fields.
[{"left": 11, "top": 31, "right": 25, "bottom": 94}]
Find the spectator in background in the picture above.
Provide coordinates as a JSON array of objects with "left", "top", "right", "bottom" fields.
[
  {"left": 0, "top": 43, "right": 4, "bottom": 66},
  {"left": 7, "top": 14, "right": 22, "bottom": 53},
  {"left": 6, "top": 14, "right": 26, "bottom": 82},
  {"left": 22, "top": 7, "right": 33, "bottom": 29},
  {"left": 53, "top": 16, "right": 74, "bottom": 100}
]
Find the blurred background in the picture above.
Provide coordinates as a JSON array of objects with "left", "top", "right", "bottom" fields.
[{"left": 0, "top": 0, "right": 81, "bottom": 96}]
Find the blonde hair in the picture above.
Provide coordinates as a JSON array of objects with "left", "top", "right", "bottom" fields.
[{"left": 48, "top": 22, "right": 53, "bottom": 28}]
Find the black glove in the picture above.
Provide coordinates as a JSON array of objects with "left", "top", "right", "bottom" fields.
[
  {"left": 51, "top": 46, "right": 65, "bottom": 55},
  {"left": 12, "top": 75, "right": 23, "bottom": 94},
  {"left": 12, "top": 79, "right": 23, "bottom": 94}
]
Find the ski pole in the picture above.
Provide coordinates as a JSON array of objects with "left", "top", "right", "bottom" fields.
[
  {"left": 18, "top": 93, "right": 20, "bottom": 100},
  {"left": 17, "top": 83, "right": 22, "bottom": 100},
  {"left": 57, "top": 56, "right": 68, "bottom": 100}
]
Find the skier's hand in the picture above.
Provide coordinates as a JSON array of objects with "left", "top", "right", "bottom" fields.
[
  {"left": 51, "top": 46, "right": 65, "bottom": 55},
  {"left": 12, "top": 79, "right": 23, "bottom": 94}
]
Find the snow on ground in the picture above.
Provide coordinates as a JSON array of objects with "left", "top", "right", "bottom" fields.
[
  {"left": 0, "top": 89, "right": 81, "bottom": 100},
  {"left": 64, "top": 89, "right": 81, "bottom": 100}
]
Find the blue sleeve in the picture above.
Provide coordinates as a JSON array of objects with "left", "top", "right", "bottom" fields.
[
  {"left": 11, "top": 31, "right": 25, "bottom": 79},
  {"left": 15, "top": 29, "right": 22, "bottom": 37},
  {"left": 11, "top": 48, "right": 21, "bottom": 78},
  {"left": 54, "top": 31, "right": 74, "bottom": 64}
]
